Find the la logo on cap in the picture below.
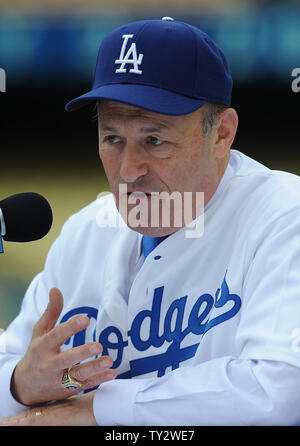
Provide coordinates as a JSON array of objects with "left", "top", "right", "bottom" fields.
[{"left": 115, "top": 34, "right": 144, "bottom": 75}]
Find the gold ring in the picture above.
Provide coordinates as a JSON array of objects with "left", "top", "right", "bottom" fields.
[{"left": 61, "top": 368, "right": 82, "bottom": 390}]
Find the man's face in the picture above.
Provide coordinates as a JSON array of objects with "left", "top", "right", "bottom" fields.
[{"left": 98, "top": 100, "right": 224, "bottom": 236}]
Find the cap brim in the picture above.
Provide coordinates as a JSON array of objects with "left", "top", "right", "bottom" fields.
[{"left": 65, "top": 84, "right": 206, "bottom": 116}]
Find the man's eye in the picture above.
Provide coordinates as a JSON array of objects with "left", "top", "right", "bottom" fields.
[
  {"left": 105, "top": 135, "right": 121, "bottom": 144},
  {"left": 148, "top": 136, "right": 164, "bottom": 146}
]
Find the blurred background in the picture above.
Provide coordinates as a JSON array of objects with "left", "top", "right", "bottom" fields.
[{"left": 0, "top": 0, "right": 299, "bottom": 329}]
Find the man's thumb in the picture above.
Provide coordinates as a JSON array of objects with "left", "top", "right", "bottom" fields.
[{"left": 33, "top": 288, "right": 64, "bottom": 337}]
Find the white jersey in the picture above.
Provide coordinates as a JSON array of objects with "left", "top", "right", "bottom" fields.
[{"left": 1, "top": 149, "right": 300, "bottom": 425}]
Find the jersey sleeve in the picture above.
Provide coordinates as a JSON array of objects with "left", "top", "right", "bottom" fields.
[
  {"left": 93, "top": 208, "right": 300, "bottom": 426},
  {"left": 0, "top": 233, "right": 62, "bottom": 418},
  {"left": 0, "top": 197, "right": 117, "bottom": 418},
  {"left": 94, "top": 358, "right": 300, "bottom": 425},
  {"left": 237, "top": 207, "right": 300, "bottom": 367}
]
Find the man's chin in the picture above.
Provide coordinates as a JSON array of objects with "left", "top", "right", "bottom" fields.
[{"left": 125, "top": 224, "right": 178, "bottom": 238}]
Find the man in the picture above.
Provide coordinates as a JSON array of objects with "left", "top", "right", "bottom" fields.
[{"left": 1, "top": 17, "right": 300, "bottom": 426}]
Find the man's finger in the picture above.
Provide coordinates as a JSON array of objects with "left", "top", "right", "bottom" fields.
[
  {"left": 0, "top": 393, "right": 99, "bottom": 426},
  {"left": 68, "top": 356, "right": 114, "bottom": 382},
  {"left": 44, "top": 314, "right": 90, "bottom": 351},
  {"left": 81, "top": 369, "right": 117, "bottom": 391},
  {"left": 57, "top": 342, "right": 103, "bottom": 369},
  {"left": 0, "top": 406, "right": 49, "bottom": 426},
  {"left": 32, "top": 288, "right": 64, "bottom": 338}
]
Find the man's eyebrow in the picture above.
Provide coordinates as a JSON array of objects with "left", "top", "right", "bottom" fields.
[
  {"left": 139, "top": 126, "right": 168, "bottom": 133},
  {"left": 99, "top": 124, "right": 170, "bottom": 133},
  {"left": 100, "top": 125, "right": 117, "bottom": 132}
]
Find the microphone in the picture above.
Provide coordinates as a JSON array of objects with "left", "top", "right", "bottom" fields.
[{"left": 0, "top": 192, "right": 53, "bottom": 249}]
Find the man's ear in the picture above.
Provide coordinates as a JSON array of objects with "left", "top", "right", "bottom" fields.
[{"left": 214, "top": 108, "right": 239, "bottom": 159}]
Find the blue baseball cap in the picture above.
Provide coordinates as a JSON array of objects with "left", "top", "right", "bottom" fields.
[{"left": 65, "top": 17, "right": 232, "bottom": 116}]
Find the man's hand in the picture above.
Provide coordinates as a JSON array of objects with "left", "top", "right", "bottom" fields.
[
  {"left": 0, "top": 391, "right": 98, "bottom": 426},
  {"left": 11, "top": 288, "right": 117, "bottom": 406}
]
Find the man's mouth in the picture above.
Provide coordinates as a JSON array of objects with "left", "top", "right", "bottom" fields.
[{"left": 126, "top": 191, "right": 151, "bottom": 197}]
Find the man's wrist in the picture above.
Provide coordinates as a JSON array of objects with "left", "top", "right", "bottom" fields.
[
  {"left": 10, "top": 364, "right": 25, "bottom": 405},
  {"left": 10, "top": 362, "right": 32, "bottom": 406}
]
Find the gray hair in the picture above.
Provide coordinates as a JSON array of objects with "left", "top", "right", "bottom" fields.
[{"left": 202, "top": 102, "right": 228, "bottom": 138}]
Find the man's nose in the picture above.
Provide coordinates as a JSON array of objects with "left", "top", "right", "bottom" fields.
[{"left": 120, "top": 144, "right": 149, "bottom": 183}]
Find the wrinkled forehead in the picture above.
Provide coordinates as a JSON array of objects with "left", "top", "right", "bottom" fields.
[
  {"left": 97, "top": 99, "right": 203, "bottom": 131},
  {"left": 98, "top": 99, "right": 168, "bottom": 120}
]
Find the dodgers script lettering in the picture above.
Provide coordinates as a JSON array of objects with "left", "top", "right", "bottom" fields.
[{"left": 60, "top": 273, "right": 241, "bottom": 378}]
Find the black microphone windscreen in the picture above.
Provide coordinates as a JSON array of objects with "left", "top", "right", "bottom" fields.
[{"left": 0, "top": 192, "right": 53, "bottom": 242}]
